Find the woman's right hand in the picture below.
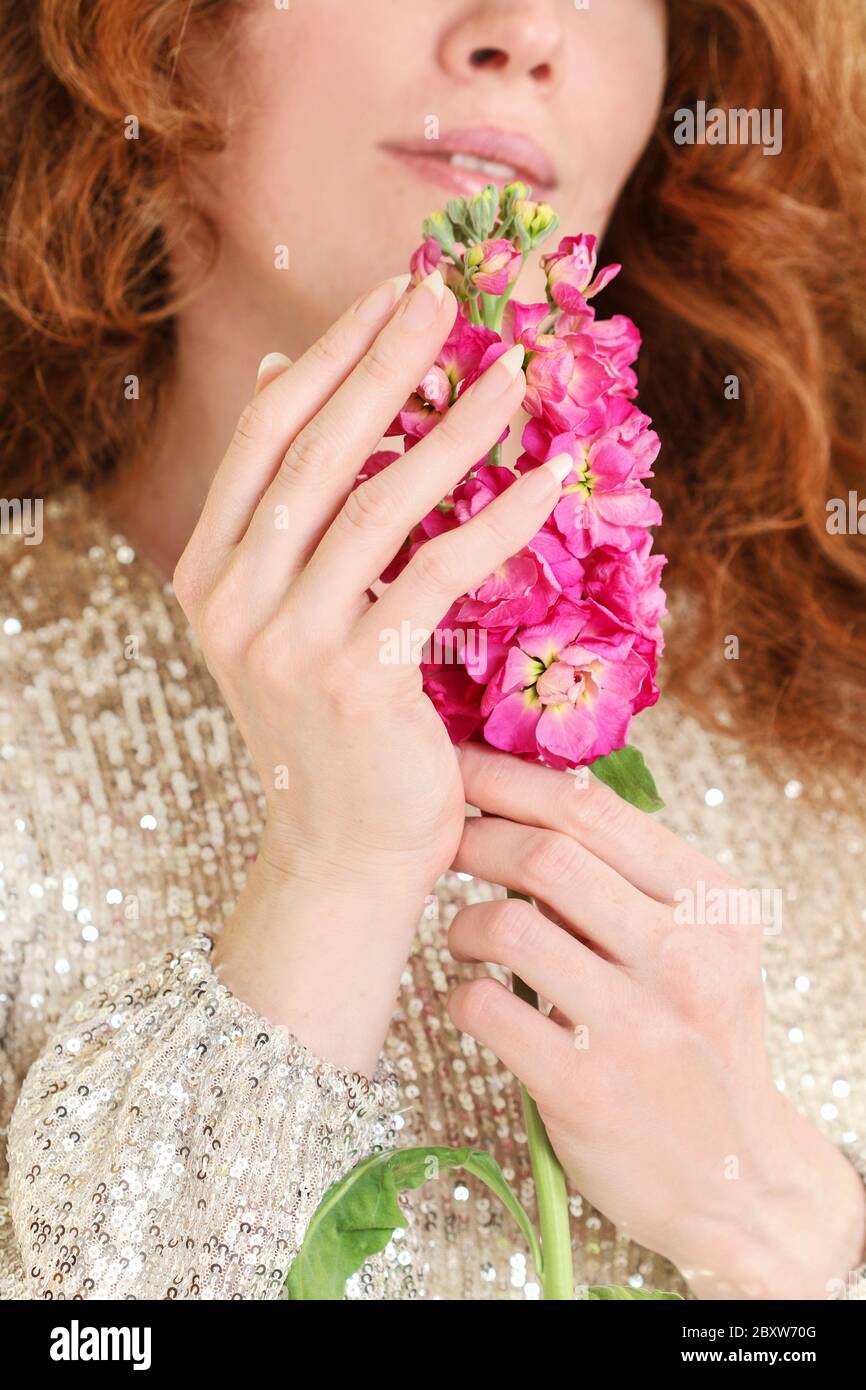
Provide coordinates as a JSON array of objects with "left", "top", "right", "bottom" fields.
[{"left": 172, "top": 268, "right": 570, "bottom": 1072}]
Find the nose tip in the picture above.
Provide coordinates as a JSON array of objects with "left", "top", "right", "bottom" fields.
[{"left": 439, "top": 5, "right": 562, "bottom": 86}]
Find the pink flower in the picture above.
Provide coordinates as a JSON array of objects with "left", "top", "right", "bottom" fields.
[
  {"left": 451, "top": 463, "right": 516, "bottom": 521},
  {"left": 441, "top": 316, "right": 500, "bottom": 390},
  {"left": 553, "top": 442, "right": 662, "bottom": 559},
  {"left": 410, "top": 236, "right": 442, "bottom": 281},
  {"left": 503, "top": 301, "right": 614, "bottom": 429},
  {"left": 583, "top": 532, "right": 667, "bottom": 641},
  {"left": 502, "top": 300, "right": 606, "bottom": 429},
  {"left": 419, "top": 663, "right": 484, "bottom": 743},
  {"left": 391, "top": 365, "right": 451, "bottom": 439},
  {"left": 586, "top": 315, "right": 641, "bottom": 398},
  {"left": 480, "top": 601, "right": 656, "bottom": 769},
  {"left": 540, "top": 234, "right": 621, "bottom": 314},
  {"left": 359, "top": 207, "right": 665, "bottom": 776},
  {"left": 466, "top": 237, "right": 522, "bottom": 295},
  {"left": 457, "top": 554, "right": 558, "bottom": 631},
  {"left": 518, "top": 401, "right": 662, "bottom": 559},
  {"left": 388, "top": 317, "right": 498, "bottom": 443}
]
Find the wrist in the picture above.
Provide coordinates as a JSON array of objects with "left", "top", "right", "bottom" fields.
[
  {"left": 672, "top": 1092, "right": 866, "bottom": 1300},
  {"left": 260, "top": 815, "right": 440, "bottom": 906},
  {"left": 213, "top": 851, "right": 428, "bottom": 1077}
]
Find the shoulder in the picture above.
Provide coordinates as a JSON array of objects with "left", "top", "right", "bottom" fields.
[
  {"left": 0, "top": 486, "right": 177, "bottom": 700},
  {"left": 0, "top": 487, "right": 184, "bottom": 817}
]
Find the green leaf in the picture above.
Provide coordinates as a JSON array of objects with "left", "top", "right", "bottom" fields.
[
  {"left": 285, "top": 1145, "right": 541, "bottom": 1300},
  {"left": 586, "top": 1284, "right": 682, "bottom": 1300},
  {"left": 589, "top": 745, "right": 664, "bottom": 813}
]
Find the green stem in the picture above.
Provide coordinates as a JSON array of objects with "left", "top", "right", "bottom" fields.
[
  {"left": 508, "top": 888, "right": 574, "bottom": 1300},
  {"left": 481, "top": 279, "right": 520, "bottom": 334}
]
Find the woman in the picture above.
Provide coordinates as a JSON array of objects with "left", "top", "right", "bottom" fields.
[{"left": 1, "top": 0, "right": 865, "bottom": 1301}]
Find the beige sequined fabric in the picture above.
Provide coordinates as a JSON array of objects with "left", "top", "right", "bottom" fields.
[{"left": 0, "top": 489, "right": 864, "bottom": 1300}]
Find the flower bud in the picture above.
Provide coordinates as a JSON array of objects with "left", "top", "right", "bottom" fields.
[{"left": 465, "top": 237, "right": 522, "bottom": 296}]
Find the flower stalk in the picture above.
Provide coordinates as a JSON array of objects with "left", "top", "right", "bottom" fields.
[
  {"left": 508, "top": 889, "right": 574, "bottom": 1299},
  {"left": 284, "top": 183, "right": 669, "bottom": 1304}
]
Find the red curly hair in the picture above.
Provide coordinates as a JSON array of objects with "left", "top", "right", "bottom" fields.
[{"left": 1, "top": 0, "right": 865, "bottom": 761}]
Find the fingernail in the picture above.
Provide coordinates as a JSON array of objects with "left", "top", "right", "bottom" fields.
[
  {"left": 522, "top": 452, "right": 574, "bottom": 499},
  {"left": 400, "top": 269, "right": 446, "bottom": 331},
  {"left": 354, "top": 273, "right": 412, "bottom": 323},
  {"left": 471, "top": 343, "right": 526, "bottom": 403},
  {"left": 256, "top": 351, "right": 292, "bottom": 383},
  {"left": 542, "top": 453, "right": 575, "bottom": 486},
  {"left": 543, "top": 452, "right": 575, "bottom": 483}
]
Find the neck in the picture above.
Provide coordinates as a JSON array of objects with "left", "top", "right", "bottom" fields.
[
  {"left": 101, "top": 244, "right": 328, "bottom": 579},
  {"left": 102, "top": 249, "right": 528, "bottom": 580}
]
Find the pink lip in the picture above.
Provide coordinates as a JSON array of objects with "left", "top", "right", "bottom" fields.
[{"left": 380, "top": 125, "right": 559, "bottom": 199}]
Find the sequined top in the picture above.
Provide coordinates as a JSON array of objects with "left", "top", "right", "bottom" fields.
[{"left": 0, "top": 489, "right": 864, "bottom": 1301}]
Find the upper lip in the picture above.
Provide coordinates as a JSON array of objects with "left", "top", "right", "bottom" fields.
[{"left": 381, "top": 125, "right": 559, "bottom": 193}]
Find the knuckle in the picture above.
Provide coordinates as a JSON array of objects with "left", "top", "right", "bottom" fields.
[
  {"left": 172, "top": 554, "right": 201, "bottom": 614},
  {"left": 317, "top": 653, "right": 358, "bottom": 710},
  {"left": 472, "top": 503, "right": 516, "bottom": 553},
  {"left": 410, "top": 537, "right": 459, "bottom": 593},
  {"left": 486, "top": 900, "right": 540, "bottom": 957},
  {"left": 196, "top": 589, "right": 242, "bottom": 664},
  {"left": 279, "top": 423, "right": 331, "bottom": 484},
  {"left": 245, "top": 620, "right": 306, "bottom": 697},
  {"left": 524, "top": 831, "right": 586, "bottom": 889},
  {"left": 245, "top": 623, "right": 282, "bottom": 680},
  {"left": 569, "top": 781, "right": 631, "bottom": 840},
  {"left": 309, "top": 326, "right": 351, "bottom": 373},
  {"left": 451, "top": 976, "right": 502, "bottom": 1035},
  {"left": 358, "top": 338, "right": 397, "bottom": 387},
  {"left": 428, "top": 409, "right": 464, "bottom": 454},
  {"left": 233, "top": 398, "right": 269, "bottom": 449},
  {"left": 341, "top": 479, "right": 390, "bottom": 533}
]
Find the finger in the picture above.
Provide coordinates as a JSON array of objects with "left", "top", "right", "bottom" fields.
[
  {"left": 305, "top": 343, "right": 526, "bottom": 606},
  {"left": 453, "top": 815, "right": 667, "bottom": 965},
  {"left": 361, "top": 452, "right": 573, "bottom": 647},
  {"left": 448, "top": 897, "right": 619, "bottom": 1022},
  {"left": 456, "top": 742, "right": 733, "bottom": 906},
  {"left": 447, "top": 976, "right": 577, "bottom": 1116},
  {"left": 177, "top": 272, "right": 412, "bottom": 594},
  {"left": 238, "top": 270, "right": 459, "bottom": 601}
]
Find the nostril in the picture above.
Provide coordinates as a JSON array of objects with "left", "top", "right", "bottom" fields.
[
  {"left": 530, "top": 62, "right": 552, "bottom": 83},
  {"left": 469, "top": 47, "right": 509, "bottom": 71}
]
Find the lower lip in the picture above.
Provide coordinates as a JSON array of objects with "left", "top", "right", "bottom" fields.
[{"left": 382, "top": 147, "right": 546, "bottom": 199}]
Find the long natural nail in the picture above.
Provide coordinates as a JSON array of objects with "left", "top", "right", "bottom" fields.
[
  {"left": 522, "top": 452, "right": 574, "bottom": 499},
  {"left": 354, "top": 273, "right": 412, "bottom": 323},
  {"left": 400, "top": 269, "right": 446, "bottom": 331},
  {"left": 543, "top": 452, "right": 575, "bottom": 484},
  {"left": 471, "top": 343, "right": 526, "bottom": 403},
  {"left": 256, "top": 351, "right": 292, "bottom": 381}
]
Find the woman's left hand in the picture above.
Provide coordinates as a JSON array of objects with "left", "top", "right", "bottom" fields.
[{"left": 448, "top": 743, "right": 866, "bottom": 1299}]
